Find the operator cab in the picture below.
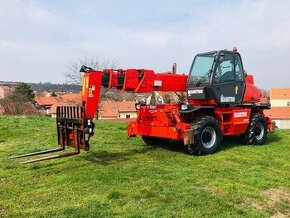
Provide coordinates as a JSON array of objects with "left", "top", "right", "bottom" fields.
[{"left": 187, "top": 49, "right": 246, "bottom": 104}]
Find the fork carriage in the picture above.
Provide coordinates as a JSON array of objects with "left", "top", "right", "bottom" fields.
[{"left": 10, "top": 106, "right": 93, "bottom": 163}]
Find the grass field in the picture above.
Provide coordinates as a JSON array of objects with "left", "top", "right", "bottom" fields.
[{"left": 0, "top": 116, "right": 290, "bottom": 217}]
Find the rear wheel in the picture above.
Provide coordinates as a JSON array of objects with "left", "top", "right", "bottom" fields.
[
  {"left": 188, "top": 116, "right": 222, "bottom": 155},
  {"left": 240, "top": 113, "right": 267, "bottom": 145},
  {"left": 142, "top": 136, "right": 169, "bottom": 146}
]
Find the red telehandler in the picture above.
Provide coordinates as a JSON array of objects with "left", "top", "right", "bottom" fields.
[{"left": 11, "top": 48, "right": 273, "bottom": 163}]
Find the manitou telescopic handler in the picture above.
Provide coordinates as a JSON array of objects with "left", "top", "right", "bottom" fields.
[{"left": 12, "top": 48, "right": 273, "bottom": 163}]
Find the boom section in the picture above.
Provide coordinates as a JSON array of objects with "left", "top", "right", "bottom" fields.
[{"left": 81, "top": 68, "right": 188, "bottom": 119}]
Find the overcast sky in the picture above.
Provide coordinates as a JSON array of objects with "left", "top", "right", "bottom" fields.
[{"left": 1, "top": 0, "right": 290, "bottom": 89}]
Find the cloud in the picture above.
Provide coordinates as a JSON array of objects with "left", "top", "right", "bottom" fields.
[{"left": 0, "top": 0, "right": 290, "bottom": 89}]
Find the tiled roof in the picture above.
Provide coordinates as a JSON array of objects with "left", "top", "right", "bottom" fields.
[
  {"left": 118, "top": 101, "right": 136, "bottom": 112},
  {"left": 264, "top": 107, "right": 290, "bottom": 119},
  {"left": 99, "top": 101, "right": 119, "bottom": 118},
  {"left": 57, "top": 93, "right": 81, "bottom": 104},
  {"left": 35, "top": 93, "right": 81, "bottom": 107},
  {"left": 270, "top": 88, "right": 290, "bottom": 99},
  {"left": 99, "top": 100, "right": 136, "bottom": 118},
  {"left": 35, "top": 96, "right": 59, "bottom": 106}
]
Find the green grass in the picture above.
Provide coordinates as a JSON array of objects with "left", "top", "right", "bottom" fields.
[{"left": 0, "top": 116, "right": 290, "bottom": 217}]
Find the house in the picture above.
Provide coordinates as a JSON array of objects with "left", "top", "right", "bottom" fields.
[
  {"left": 118, "top": 101, "right": 137, "bottom": 119},
  {"left": 264, "top": 88, "right": 290, "bottom": 129},
  {"left": 35, "top": 93, "right": 81, "bottom": 116},
  {"left": 270, "top": 88, "right": 290, "bottom": 107},
  {"left": 264, "top": 107, "right": 290, "bottom": 129},
  {"left": 98, "top": 101, "right": 119, "bottom": 119},
  {"left": 57, "top": 93, "right": 81, "bottom": 105},
  {"left": 98, "top": 100, "right": 137, "bottom": 119},
  {"left": 35, "top": 96, "right": 59, "bottom": 115}
]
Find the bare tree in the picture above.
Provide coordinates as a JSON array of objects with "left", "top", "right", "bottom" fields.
[
  {"left": 175, "top": 92, "right": 187, "bottom": 104},
  {"left": 65, "top": 57, "right": 119, "bottom": 85},
  {"left": 163, "top": 92, "right": 172, "bottom": 104},
  {"left": 0, "top": 98, "right": 38, "bottom": 115}
]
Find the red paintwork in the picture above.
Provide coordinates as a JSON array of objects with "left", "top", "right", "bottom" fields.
[
  {"left": 188, "top": 99, "right": 218, "bottom": 106},
  {"left": 80, "top": 68, "right": 271, "bottom": 145},
  {"left": 127, "top": 105, "right": 255, "bottom": 139},
  {"left": 214, "top": 107, "right": 252, "bottom": 135},
  {"left": 81, "top": 72, "right": 102, "bottom": 120},
  {"left": 127, "top": 104, "right": 192, "bottom": 140},
  {"left": 81, "top": 69, "right": 187, "bottom": 119},
  {"left": 243, "top": 74, "right": 262, "bottom": 102}
]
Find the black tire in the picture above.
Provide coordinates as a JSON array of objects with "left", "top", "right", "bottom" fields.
[
  {"left": 142, "top": 136, "right": 169, "bottom": 146},
  {"left": 240, "top": 113, "right": 267, "bottom": 145},
  {"left": 188, "top": 116, "right": 222, "bottom": 155}
]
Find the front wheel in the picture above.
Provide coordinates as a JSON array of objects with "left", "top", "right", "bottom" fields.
[
  {"left": 240, "top": 113, "right": 267, "bottom": 145},
  {"left": 188, "top": 116, "right": 222, "bottom": 155}
]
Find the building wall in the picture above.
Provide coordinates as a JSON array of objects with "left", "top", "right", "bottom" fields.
[
  {"left": 98, "top": 116, "right": 118, "bottom": 120},
  {"left": 119, "top": 112, "right": 137, "bottom": 119},
  {"left": 274, "top": 119, "right": 290, "bottom": 129},
  {"left": 271, "top": 99, "right": 290, "bottom": 107}
]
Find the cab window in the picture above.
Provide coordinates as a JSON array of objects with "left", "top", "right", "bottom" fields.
[
  {"left": 215, "top": 53, "right": 235, "bottom": 83},
  {"left": 214, "top": 53, "right": 244, "bottom": 83},
  {"left": 234, "top": 54, "right": 244, "bottom": 82}
]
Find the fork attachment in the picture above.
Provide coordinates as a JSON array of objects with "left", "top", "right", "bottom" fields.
[{"left": 10, "top": 105, "right": 94, "bottom": 163}]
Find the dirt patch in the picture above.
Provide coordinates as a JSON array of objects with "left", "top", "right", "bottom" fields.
[
  {"left": 242, "top": 197, "right": 263, "bottom": 210},
  {"left": 244, "top": 188, "right": 290, "bottom": 217},
  {"left": 271, "top": 211, "right": 288, "bottom": 218},
  {"left": 263, "top": 188, "right": 290, "bottom": 207}
]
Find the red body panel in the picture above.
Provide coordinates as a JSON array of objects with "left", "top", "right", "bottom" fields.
[
  {"left": 127, "top": 104, "right": 192, "bottom": 141},
  {"left": 80, "top": 68, "right": 271, "bottom": 146},
  {"left": 81, "top": 69, "right": 187, "bottom": 119},
  {"left": 243, "top": 75, "right": 262, "bottom": 102},
  {"left": 81, "top": 72, "right": 102, "bottom": 120},
  {"left": 127, "top": 105, "right": 262, "bottom": 142},
  {"left": 188, "top": 99, "right": 218, "bottom": 106},
  {"left": 214, "top": 107, "right": 251, "bottom": 135}
]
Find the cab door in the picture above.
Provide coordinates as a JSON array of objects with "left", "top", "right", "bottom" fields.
[{"left": 212, "top": 52, "right": 245, "bottom": 104}]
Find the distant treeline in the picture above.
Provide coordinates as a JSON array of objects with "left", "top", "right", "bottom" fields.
[
  {"left": 0, "top": 81, "right": 81, "bottom": 93},
  {"left": 29, "top": 82, "right": 81, "bottom": 92}
]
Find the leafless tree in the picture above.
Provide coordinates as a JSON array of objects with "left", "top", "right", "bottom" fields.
[
  {"left": 65, "top": 57, "right": 119, "bottom": 85},
  {"left": 163, "top": 92, "right": 172, "bottom": 104},
  {"left": 175, "top": 92, "right": 187, "bottom": 104},
  {"left": 0, "top": 98, "right": 38, "bottom": 115}
]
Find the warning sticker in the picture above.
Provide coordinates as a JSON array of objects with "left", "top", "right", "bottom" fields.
[{"left": 234, "top": 112, "right": 247, "bottom": 118}]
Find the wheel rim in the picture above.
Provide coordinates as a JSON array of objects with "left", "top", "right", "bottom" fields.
[
  {"left": 201, "top": 126, "right": 216, "bottom": 148},
  {"left": 254, "top": 122, "right": 264, "bottom": 141}
]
